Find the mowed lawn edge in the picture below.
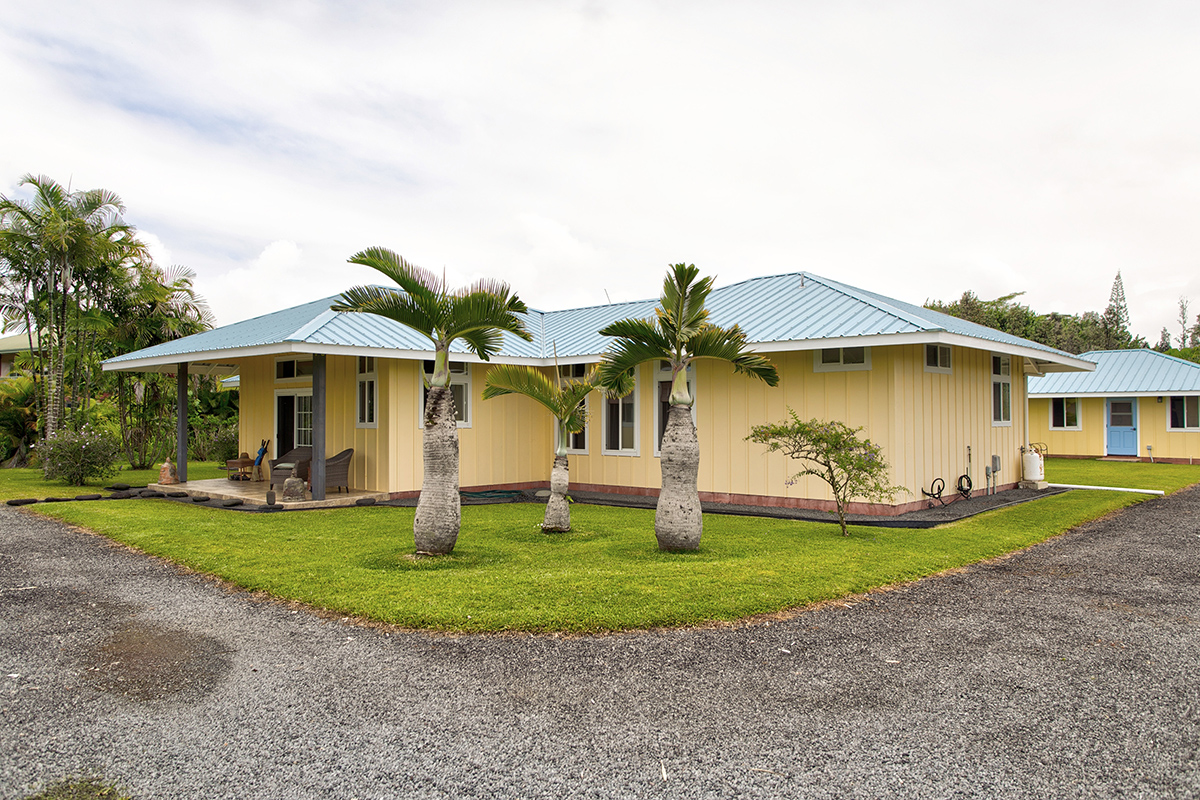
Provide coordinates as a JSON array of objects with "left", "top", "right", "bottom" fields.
[{"left": 22, "top": 459, "right": 1200, "bottom": 633}]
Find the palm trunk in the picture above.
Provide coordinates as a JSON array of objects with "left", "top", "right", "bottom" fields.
[
  {"left": 655, "top": 404, "right": 702, "bottom": 551},
  {"left": 542, "top": 454, "right": 571, "bottom": 532},
  {"left": 413, "top": 384, "right": 461, "bottom": 554}
]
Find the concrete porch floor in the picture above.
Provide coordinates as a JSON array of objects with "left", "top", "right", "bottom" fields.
[{"left": 149, "top": 477, "right": 390, "bottom": 510}]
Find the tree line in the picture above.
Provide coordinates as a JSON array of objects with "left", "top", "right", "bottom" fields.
[
  {"left": 926, "top": 272, "right": 1200, "bottom": 364},
  {"left": 0, "top": 174, "right": 233, "bottom": 471}
]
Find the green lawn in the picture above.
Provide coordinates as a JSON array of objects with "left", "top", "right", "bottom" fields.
[
  {"left": 0, "top": 461, "right": 225, "bottom": 501},
  {"left": 22, "top": 457, "right": 1199, "bottom": 633}
]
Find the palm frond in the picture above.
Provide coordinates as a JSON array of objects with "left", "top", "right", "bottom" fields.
[
  {"left": 334, "top": 285, "right": 438, "bottom": 341},
  {"left": 686, "top": 323, "right": 779, "bottom": 386},
  {"left": 598, "top": 317, "right": 671, "bottom": 350},
  {"left": 348, "top": 247, "right": 441, "bottom": 306}
]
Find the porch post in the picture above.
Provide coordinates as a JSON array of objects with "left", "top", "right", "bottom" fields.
[
  {"left": 176, "top": 363, "right": 188, "bottom": 482},
  {"left": 311, "top": 354, "right": 326, "bottom": 500}
]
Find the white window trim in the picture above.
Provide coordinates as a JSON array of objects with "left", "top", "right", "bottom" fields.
[
  {"left": 924, "top": 344, "right": 952, "bottom": 375},
  {"left": 602, "top": 371, "right": 639, "bottom": 456},
  {"left": 653, "top": 362, "right": 696, "bottom": 458},
  {"left": 992, "top": 354, "right": 1012, "bottom": 427},
  {"left": 274, "top": 355, "right": 314, "bottom": 383},
  {"left": 357, "top": 357, "right": 378, "bottom": 429},
  {"left": 1167, "top": 395, "right": 1200, "bottom": 431},
  {"left": 1049, "top": 397, "right": 1082, "bottom": 431},
  {"left": 813, "top": 347, "right": 872, "bottom": 373},
  {"left": 273, "top": 387, "right": 314, "bottom": 457},
  {"left": 419, "top": 361, "right": 472, "bottom": 429}
]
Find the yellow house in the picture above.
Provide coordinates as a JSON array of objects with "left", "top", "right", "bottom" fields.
[
  {"left": 104, "top": 272, "right": 1092, "bottom": 513},
  {"left": 1029, "top": 349, "right": 1200, "bottom": 463}
]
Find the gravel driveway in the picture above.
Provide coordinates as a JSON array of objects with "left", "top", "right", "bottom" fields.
[{"left": 2, "top": 488, "right": 1199, "bottom": 799}]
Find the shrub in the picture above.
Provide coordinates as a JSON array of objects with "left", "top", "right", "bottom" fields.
[
  {"left": 190, "top": 416, "right": 239, "bottom": 462},
  {"left": 37, "top": 424, "right": 121, "bottom": 486}
]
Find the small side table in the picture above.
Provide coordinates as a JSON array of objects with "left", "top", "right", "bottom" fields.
[{"left": 225, "top": 457, "right": 254, "bottom": 480}]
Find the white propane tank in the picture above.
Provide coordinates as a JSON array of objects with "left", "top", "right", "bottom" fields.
[{"left": 1022, "top": 450, "right": 1045, "bottom": 482}]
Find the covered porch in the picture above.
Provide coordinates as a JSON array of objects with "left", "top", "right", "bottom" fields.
[{"left": 151, "top": 476, "right": 390, "bottom": 510}]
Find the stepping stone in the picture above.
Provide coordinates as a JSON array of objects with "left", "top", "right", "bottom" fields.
[
  {"left": 6, "top": 498, "right": 38, "bottom": 506},
  {"left": 221, "top": 499, "right": 243, "bottom": 507},
  {"left": 355, "top": 497, "right": 376, "bottom": 506},
  {"left": 43, "top": 497, "right": 71, "bottom": 503},
  {"left": 191, "top": 496, "right": 211, "bottom": 503},
  {"left": 140, "top": 491, "right": 165, "bottom": 498},
  {"left": 167, "top": 491, "right": 189, "bottom": 498},
  {"left": 105, "top": 483, "right": 131, "bottom": 491},
  {"left": 108, "top": 492, "right": 131, "bottom": 500},
  {"left": 74, "top": 494, "right": 102, "bottom": 501}
]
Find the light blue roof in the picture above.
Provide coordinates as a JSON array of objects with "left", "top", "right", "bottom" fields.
[
  {"left": 104, "top": 271, "right": 1091, "bottom": 372},
  {"left": 1029, "top": 349, "right": 1200, "bottom": 397}
]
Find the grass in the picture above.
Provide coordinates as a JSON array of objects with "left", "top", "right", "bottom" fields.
[
  {"left": 22, "top": 775, "right": 132, "bottom": 800},
  {"left": 0, "top": 461, "right": 225, "bottom": 501},
  {"left": 24, "top": 457, "right": 1199, "bottom": 633}
]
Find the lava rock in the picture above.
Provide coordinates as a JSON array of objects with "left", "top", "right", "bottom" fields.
[
  {"left": 74, "top": 494, "right": 102, "bottom": 501},
  {"left": 355, "top": 497, "right": 377, "bottom": 506},
  {"left": 221, "top": 499, "right": 243, "bottom": 507},
  {"left": 6, "top": 498, "right": 38, "bottom": 506}
]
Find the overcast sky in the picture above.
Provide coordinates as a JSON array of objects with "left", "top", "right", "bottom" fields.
[{"left": 3, "top": 1, "right": 1198, "bottom": 344}]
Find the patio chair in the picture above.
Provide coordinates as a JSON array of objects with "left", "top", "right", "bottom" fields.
[
  {"left": 269, "top": 446, "right": 312, "bottom": 490},
  {"left": 323, "top": 448, "right": 354, "bottom": 493}
]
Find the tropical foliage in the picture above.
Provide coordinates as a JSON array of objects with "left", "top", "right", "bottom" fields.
[
  {"left": 334, "top": 247, "right": 531, "bottom": 554},
  {"left": 482, "top": 363, "right": 599, "bottom": 532},
  {"left": 36, "top": 422, "right": 121, "bottom": 486},
  {"left": 925, "top": 272, "right": 1147, "bottom": 354},
  {"left": 599, "top": 263, "right": 778, "bottom": 551},
  {"left": 0, "top": 174, "right": 217, "bottom": 471},
  {"left": 747, "top": 411, "right": 904, "bottom": 535}
]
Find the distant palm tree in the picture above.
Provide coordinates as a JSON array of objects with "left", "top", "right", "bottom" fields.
[
  {"left": 482, "top": 363, "right": 604, "bottom": 532},
  {"left": 599, "top": 263, "right": 778, "bottom": 551},
  {"left": 0, "top": 174, "right": 144, "bottom": 441},
  {"left": 334, "top": 247, "right": 531, "bottom": 555}
]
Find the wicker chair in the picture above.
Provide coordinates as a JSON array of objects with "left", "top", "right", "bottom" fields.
[
  {"left": 323, "top": 448, "right": 354, "bottom": 493},
  {"left": 269, "top": 446, "right": 312, "bottom": 490}
]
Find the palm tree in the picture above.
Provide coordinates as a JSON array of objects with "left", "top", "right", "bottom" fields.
[
  {"left": 0, "top": 174, "right": 143, "bottom": 442},
  {"left": 598, "top": 263, "right": 779, "bottom": 551},
  {"left": 482, "top": 363, "right": 604, "bottom": 532},
  {"left": 334, "top": 247, "right": 532, "bottom": 555}
]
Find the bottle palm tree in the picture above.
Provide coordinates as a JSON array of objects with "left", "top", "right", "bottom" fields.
[
  {"left": 334, "top": 247, "right": 532, "bottom": 555},
  {"left": 598, "top": 263, "right": 779, "bottom": 551},
  {"left": 482, "top": 363, "right": 606, "bottom": 532}
]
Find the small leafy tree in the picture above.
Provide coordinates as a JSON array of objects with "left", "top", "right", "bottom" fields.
[{"left": 747, "top": 411, "right": 904, "bottom": 536}]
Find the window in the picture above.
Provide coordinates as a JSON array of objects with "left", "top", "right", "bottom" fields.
[
  {"left": 992, "top": 355, "right": 1012, "bottom": 425},
  {"left": 814, "top": 346, "right": 870, "bottom": 372},
  {"left": 275, "top": 356, "right": 314, "bottom": 381},
  {"left": 654, "top": 361, "right": 695, "bottom": 455},
  {"left": 604, "top": 372, "right": 638, "bottom": 454},
  {"left": 357, "top": 356, "right": 377, "bottom": 428},
  {"left": 1050, "top": 397, "right": 1080, "bottom": 430},
  {"left": 1169, "top": 396, "right": 1200, "bottom": 430},
  {"left": 295, "top": 394, "right": 313, "bottom": 446},
  {"left": 421, "top": 360, "right": 470, "bottom": 427},
  {"left": 558, "top": 364, "right": 590, "bottom": 453},
  {"left": 925, "top": 344, "right": 952, "bottom": 374}
]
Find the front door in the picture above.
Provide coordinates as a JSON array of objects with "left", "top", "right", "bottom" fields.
[{"left": 1106, "top": 398, "right": 1138, "bottom": 456}]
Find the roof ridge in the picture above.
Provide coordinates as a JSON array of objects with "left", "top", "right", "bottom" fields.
[{"left": 803, "top": 273, "right": 946, "bottom": 332}]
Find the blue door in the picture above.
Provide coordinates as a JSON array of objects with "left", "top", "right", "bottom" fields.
[{"left": 1106, "top": 398, "right": 1138, "bottom": 456}]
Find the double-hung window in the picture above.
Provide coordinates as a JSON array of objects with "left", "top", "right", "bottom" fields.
[
  {"left": 558, "top": 364, "right": 589, "bottom": 453},
  {"left": 992, "top": 355, "right": 1012, "bottom": 425},
  {"left": 357, "top": 356, "right": 377, "bottom": 428},
  {"left": 1169, "top": 396, "right": 1199, "bottom": 430},
  {"left": 1050, "top": 397, "right": 1080, "bottom": 430},
  {"left": 421, "top": 360, "right": 470, "bottom": 427},
  {"left": 603, "top": 371, "right": 637, "bottom": 455}
]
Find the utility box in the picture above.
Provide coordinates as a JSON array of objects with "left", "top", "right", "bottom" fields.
[{"left": 991, "top": 455, "right": 1001, "bottom": 474}]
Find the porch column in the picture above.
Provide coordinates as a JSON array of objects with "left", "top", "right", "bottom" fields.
[
  {"left": 311, "top": 354, "right": 326, "bottom": 500},
  {"left": 176, "top": 363, "right": 188, "bottom": 483}
]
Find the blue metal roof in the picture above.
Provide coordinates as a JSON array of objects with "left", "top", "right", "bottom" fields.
[
  {"left": 104, "top": 271, "right": 1088, "bottom": 370},
  {"left": 1029, "top": 349, "right": 1200, "bottom": 396}
]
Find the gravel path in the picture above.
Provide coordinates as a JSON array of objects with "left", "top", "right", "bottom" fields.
[{"left": 2, "top": 489, "right": 1199, "bottom": 799}]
